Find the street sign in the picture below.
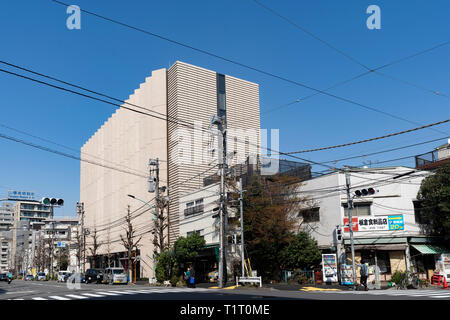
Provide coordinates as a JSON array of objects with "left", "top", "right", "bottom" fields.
[
  {"left": 8, "top": 190, "right": 35, "bottom": 201},
  {"left": 343, "top": 215, "right": 404, "bottom": 232},
  {"left": 57, "top": 242, "right": 66, "bottom": 248}
]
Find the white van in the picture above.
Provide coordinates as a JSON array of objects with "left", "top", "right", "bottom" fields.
[
  {"left": 57, "top": 270, "right": 71, "bottom": 282},
  {"left": 104, "top": 268, "right": 128, "bottom": 284}
]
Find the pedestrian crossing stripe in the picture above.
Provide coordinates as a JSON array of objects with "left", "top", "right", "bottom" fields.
[
  {"left": 12, "top": 287, "right": 219, "bottom": 300},
  {"left": 80, "top": 293, "right": 104, "bottom": 297},
  {"left": 65, "top": 294, "right": 88, "bottom": 299},
  {"left": 48, "top": 296, "right": 70, "bottom": 300},
  {"left": 335, "top": 290, "right": 450, "bottom": 297},
  {"left": 95, "top": 291, "right": 120, "bottom": 296}
]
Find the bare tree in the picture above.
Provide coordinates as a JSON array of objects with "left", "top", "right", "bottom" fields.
[
  {"left": 120, "top": 205, "right": 142, "bottom": 283},
  {"left": 73, "top": 228, "right": 83, "bottom": 272},
  {"left": 88, "top": 228, "right": 102, "bottom": 269},
  {"left": 153, "top": 197, "right": 169, "bottom": 256},
  {"left": 105, "top": 225, "right": 113, "bottom": 268}
]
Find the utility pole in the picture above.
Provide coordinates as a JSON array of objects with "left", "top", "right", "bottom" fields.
[
  {"left": 239, "top": 177, "right": 245, "bottom": 278},
  {"left": 218, "top": 116, "right": 227, "bottom": 289},
  {"left": 50, "top": 221, "right": 54, "bottom": 280},
  {"left": 76, "top": 202, "right": 85, "bottom": 273},
  {"left": 345, "top": 169, "right": 357, "bottom": 290}
]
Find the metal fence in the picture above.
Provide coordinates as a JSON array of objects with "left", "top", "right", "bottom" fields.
[{"left": 280, "top": 270, "right": 315, "bottom": 284}]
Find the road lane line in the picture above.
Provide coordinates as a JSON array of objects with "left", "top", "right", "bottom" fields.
[{"left": 32, "top": 297, "right": 48, "bottom": 300}]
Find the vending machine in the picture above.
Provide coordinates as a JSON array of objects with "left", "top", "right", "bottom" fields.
[
  {"left": 436, "top": 253, "right": 450, "bottom": 282},
  {"left": 322, "top": 254, "right": 338, "bottom": 283},
  {"left": 340, "top": 264, "right": 354, "bottom": 285}
]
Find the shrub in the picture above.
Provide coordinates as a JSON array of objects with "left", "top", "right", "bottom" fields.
[
  {"left": 170, "top": 275, "right": 179, "bottom": 287},
  {"left": 391, "top": 271, "right": 407, "bottom": 286}
]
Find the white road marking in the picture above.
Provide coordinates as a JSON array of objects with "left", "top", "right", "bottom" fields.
[
  {"left": 80, "top": 293, "right": 105, "bottom": 297},
  {"left": 32, "top": 297, "right": 48, "bottom": 300},
  {"left": 65, "top": 294, "right": 88, "bottom": 299},
  {"left": 104, "top": 290, "right": 136, "bottom": 295},
  {"left": 6, "top": 290, "right": 34, "bottom": 295},
  {"left": 95, "top": 291, "right": 120, "bottom": 296},
  {"left": 48, "top": 296, "right": 71, "bottom": 300}
]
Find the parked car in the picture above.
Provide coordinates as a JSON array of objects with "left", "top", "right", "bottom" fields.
[
  {"left": 0, "top": 273, "right": 7, "bottom": 281},
  {"left": 104, "top": 268, "right": 128, "bottom": 285},
  {"left": 37, "top": 272, "right": 47, "bottom": 281},
  {"left": 85, "top": 268, "right": 104, "bottom": 284},
  {"left": 57, "top": 270, "right": 71, "bottom": 282},
  {"left": 25, "top": 274, "right": 34, "bottom": 281}
]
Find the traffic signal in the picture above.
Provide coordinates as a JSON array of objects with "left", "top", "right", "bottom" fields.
[
  {"left": 41, "top": 197, "right": 64, "bottom": 206},
  {"left": 336, "top": 227, "right": 343, "bottom": 241},
  {"left": 212, "top": 207, "right": 219, "bottom": 219},
  {"left": 354, "top": 188, "right": 377, "bottom": 197}
]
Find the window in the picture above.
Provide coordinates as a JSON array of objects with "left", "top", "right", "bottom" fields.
[
  {"left": 343, "top": 203, "right": 371, "bottom": 216},
  {"left": 187, "top": 230, "right": 203, "bottom": 238},
  {"left": 299, "top": 207, "right": 320, "bottom": 223},
  {"left": 186, "top": 202, "right": 194, "bottom": 208},
  {"left": 184, "top": 199, "right": 204, "bottom": 216},
  {"left": 217, "top": 73, "right": 226, "bottom": 118}
]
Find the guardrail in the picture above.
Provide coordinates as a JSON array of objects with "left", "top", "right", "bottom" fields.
[{"left": 236, "top": 276, "right": 262, "bottom": 287}]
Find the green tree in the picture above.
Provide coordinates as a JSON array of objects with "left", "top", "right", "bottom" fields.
[
  {"left": 279, "top": 231, "right": 322, "bottom": 270},
  {"left": 417, "top": 165, "right": 450, "bottom": 241},
  {"left": 155, "top": 249, "right": 177, "bottom": 282},
  {"left": 155, "top": 233, "right": 206, "bottom": 283},
  {"left": 173, "top": 232, "right": 206, "bottom": 267},
  {"left": 242, "top": 174, "right": 306, "bottom": 281}
]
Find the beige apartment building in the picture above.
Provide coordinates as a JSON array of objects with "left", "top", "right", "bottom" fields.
[{"left": 80, "top": 61, "right": 260, "bottom": 279}]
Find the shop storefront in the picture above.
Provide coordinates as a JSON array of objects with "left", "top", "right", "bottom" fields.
[{"left": 342, "top": 237, "right": 448, "bottom": 285}]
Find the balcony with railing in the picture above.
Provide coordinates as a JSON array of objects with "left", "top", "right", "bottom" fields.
[
  {"left": 415, "top": 144, "right": 450, "bottom": 170},
  {"left": 184, "top": 204, "right": 204, "bottom": 216}
]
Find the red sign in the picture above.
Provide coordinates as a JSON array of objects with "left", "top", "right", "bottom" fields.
[{"left": 343, "top": 217, "right": 359, "bottom": 232}]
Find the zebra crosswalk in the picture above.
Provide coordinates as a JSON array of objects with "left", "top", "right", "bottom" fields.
[
  {"left": 335, "top": 289, "right": 450, "bottom": 299},
  {"left": 14, "top": 287, "right": 212, "bottom": 300}
]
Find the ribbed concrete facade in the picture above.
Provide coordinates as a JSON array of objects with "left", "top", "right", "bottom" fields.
[
  {"left": 80, "top": 61, "right": 260, "bottom": 278},
  {"left": 80, "top": 68, "right": 167, "bottom": 279},
  {"left": 167, "top": 62, "right": 260, "bottom": 244}
]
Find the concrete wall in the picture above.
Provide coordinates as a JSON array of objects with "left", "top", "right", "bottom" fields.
[
  {"left": 179, "top": 183, "right": 220, "bottom": 245},
  {"left": 80, "top": 68, "right": 168, "bottom": 279}
]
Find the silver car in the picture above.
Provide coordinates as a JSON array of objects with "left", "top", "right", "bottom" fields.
[
  {"left": 104, "top": 268, "right": 128, "bottom": 284},
  {"left": 37, "top": 272, "right": 47, "bottom": 281}
]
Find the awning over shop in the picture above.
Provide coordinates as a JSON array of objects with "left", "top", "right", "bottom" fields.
[{"left": 411, "top": 244, "right": 449, "bottom": 254}]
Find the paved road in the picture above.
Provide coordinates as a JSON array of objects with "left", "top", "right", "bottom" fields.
[{"left": 1, "top": 280, "right": 449, "bottom": 300}]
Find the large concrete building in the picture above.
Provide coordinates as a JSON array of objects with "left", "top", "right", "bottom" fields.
[
  {"left": 80, "top": 61, "right": 261, "bottom": 279},
  {"left": 0, "top": 202, "right": 13, "bottom": 231}
]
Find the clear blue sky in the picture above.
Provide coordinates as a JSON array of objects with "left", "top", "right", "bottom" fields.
[{"left": 0, "top": 0, "right": 448, "bottom": 217}]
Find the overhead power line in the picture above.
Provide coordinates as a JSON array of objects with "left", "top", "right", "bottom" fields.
[
  {"left": 284, "top": 120, "right": 450, "bottom": 154},
  {"left": 50, "top": 0, "right": 447, "bottom": 133},
  {"left": 321, "top": 136, "right": 449, "bottom": 164},
  {"left": 0, "top": 131, "right": 148, "bottom": 179},
  {"left": 253, "top": 0, "right": 450, "bottom": 114}
]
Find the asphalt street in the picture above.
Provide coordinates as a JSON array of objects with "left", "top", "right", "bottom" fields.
[{"left": 1, "top": 280, "right": 449, "bottom": 300}]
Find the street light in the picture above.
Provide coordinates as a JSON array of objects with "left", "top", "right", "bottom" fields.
[{"left": 127, "top": 194, "right": 156, "bottom": 220}]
